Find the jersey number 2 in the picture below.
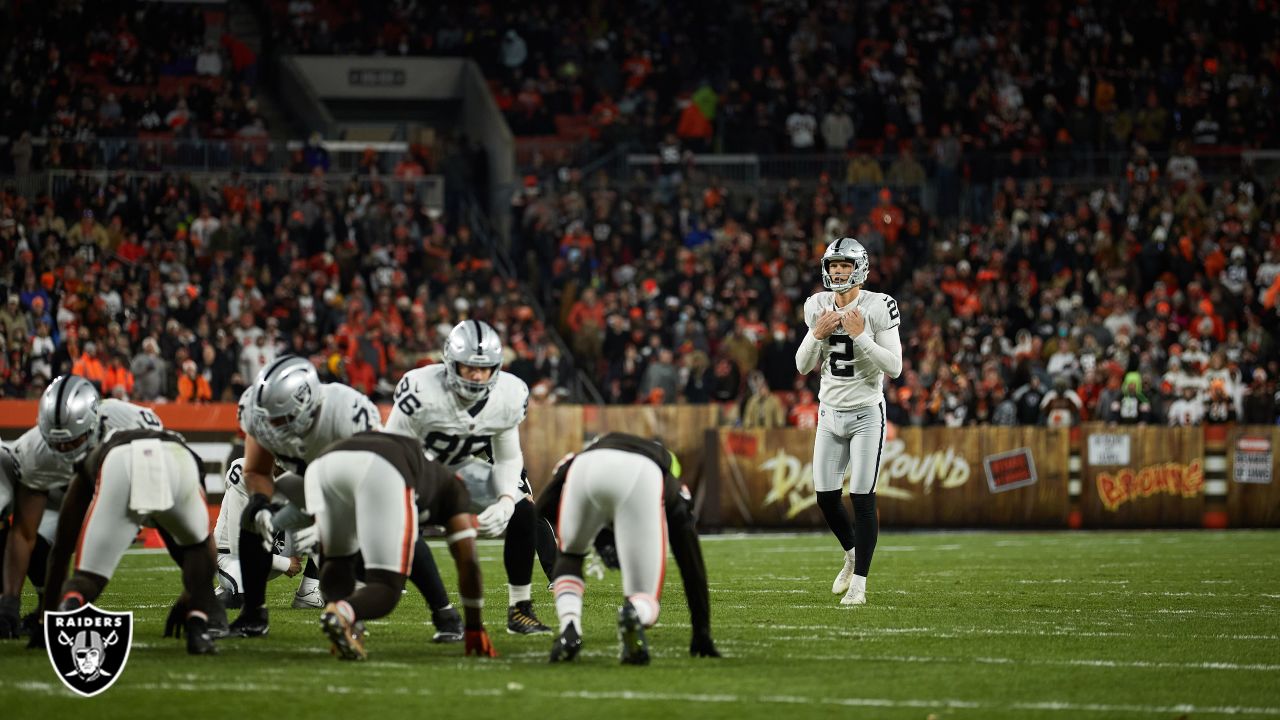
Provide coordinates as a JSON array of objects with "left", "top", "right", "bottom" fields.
[{"left": 828, "top": 336, "right": 856, "bottom": 377}]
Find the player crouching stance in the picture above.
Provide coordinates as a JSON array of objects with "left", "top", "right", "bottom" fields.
[
  {"left": 796, "top": 238, "right": 903, "bottom": 605},
  {"left": 304, "top": 431, "right": 497, "bottom": 660},
  {"left": 537, "top": 432, "right": 719, "bottom": 664},
  {"left": 42, "top": 428, "right": 220, "bottom": 655}
]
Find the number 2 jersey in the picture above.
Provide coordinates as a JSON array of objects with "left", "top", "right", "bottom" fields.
[
  {"left": 237, "top": 383, "right": 381, "bottom": 476},
  {"left": 10, "top": 399, "right": 165, "bottom": 493},
  {"left": 801, "top": 289, "right": 901, "bottom": 410},
  {"left": 384, "top": 364, "right": 529, "bottom": 498}
]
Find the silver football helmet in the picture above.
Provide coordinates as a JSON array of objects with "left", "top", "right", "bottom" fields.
[
  {"left": 248, "top": 356, "right": 322, "bottom": 457},
  {"left": 38, "top": 375, "right": 102, "bottom": 462},
  {"left": 443, "top": 320, "right": 503, "bottom": 403},
  {"left": 821, "top": 237, "right": 869, "bottom": 292}
]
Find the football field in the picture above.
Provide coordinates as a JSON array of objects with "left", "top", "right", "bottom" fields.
[{"left": 2, "top": 530, "right": 1279, "bottom": 719}]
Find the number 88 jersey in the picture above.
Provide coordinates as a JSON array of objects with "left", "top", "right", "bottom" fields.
[
  {"left": 384, "top": 364, "right": 529, "bottom": 468},
  {"left": 803, "top": 289, "right": 901, "bottom": 410}
]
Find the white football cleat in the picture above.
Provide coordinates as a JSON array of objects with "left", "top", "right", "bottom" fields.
[
  {"left": 292, "top": 584, "right": 324, "bottom": 609},
  {"left": 840, "top": 575, "right": 867, "bottom": 606},
  {"left": 832, "top": 550, "right": 857, "bottom": 595}
]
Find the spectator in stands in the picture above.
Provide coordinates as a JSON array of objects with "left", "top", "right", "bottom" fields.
[
  {"left": 71, "top": 341, "right": 107, "bottom": 393},
  {"left": 788, "top": 389, "right": 819, "bottom": 429},
  {"left": 1040, "top": 376, "right": 1084, "bottom": 428},
  {"left": 637, "top": 347, "right": 679, "bottom": 405},
  {"left": 103, "top": 354, "right": 134, "bottom": 400},
  {"left": 130, "top": 337, "right": 167, "bottom": 402},
  {"left": 1167, "top": 384, "right": 1205, "bottom": 427},
  {"left": 741, "top": 372, "right": 785, "bottom": 429},
  {"left": 1242, "top": 369, "right": 1277, "bottom": 424},
  {"left": 176, "top": 358, "right": 213, "bottom": 403}
]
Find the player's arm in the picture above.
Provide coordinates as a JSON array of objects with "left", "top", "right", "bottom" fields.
[
  {"left": 0, "top": 483, "right": 49, "bottom": 636},
  {"left": 384, "top": 375, "right": 422, "bottom": 438},
  {"left": 854, "top": 323, "right": 903, "bottom": 378},
  {"left": 37, "top": 471, "right": 95, "bottom": 619},
  {"left": 238, "top": 433, "right": 281, "bottom": 548},
  {"left": 443, "top": 512, "right": 497, "bottom": 657},
  {"left": 476, "top": 425, "right": 522, "bottom": 537},
  {"left": 796, "top": 301, "right": 840, "bottom": 374},
  {"left": 665, "top": 489, "right": 719, "bottom": 657},
  {"left": 533, "top": 455, "right": 572, "bottom": 528}
]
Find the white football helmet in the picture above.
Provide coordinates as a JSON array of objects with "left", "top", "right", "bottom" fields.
[
  {"left": 443, "top": 320, "right": 503, "bottom": 403},
  {"left": 248, "top": 356, "right": 322, "bottom": 457},
  {"left": 821, "top": 237, "right": 869, "bottom": 292},
  {"left": 38, "top": 375, "right": 102, "bottom": 462}
]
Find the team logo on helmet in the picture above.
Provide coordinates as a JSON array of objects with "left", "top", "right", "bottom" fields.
[{"left": 44, "top": 603, "right": 133, "bottom": 697}]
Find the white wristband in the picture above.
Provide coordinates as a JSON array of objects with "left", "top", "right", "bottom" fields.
[
  {"left": 270, "top": 554, "right": 292, "bottom": 574},
  {"left": 446, "top": 528, "right": 478, "bottom": 545},
  {"left": 461, "top": 596, "right": 484, "bottom": 609}
]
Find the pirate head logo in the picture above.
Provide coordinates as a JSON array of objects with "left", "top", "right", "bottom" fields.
[{"left": 44, "top": 604, "right": 133, "bottom": 697}]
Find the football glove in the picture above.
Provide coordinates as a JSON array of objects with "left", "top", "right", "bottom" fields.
[
  {"left": 585, "top": 551, "right": 607, "bottom": 580},
  {"left": 476, "top": 496, "right": 515, "bottom": 537},
  {"left": 271, "top": 503, "right": 314, "bottom": 532},
  {"left": 0, "top": 595, "right": 20, "bottom": 639},
  {"left": 241, "top": 493, "right": 276, "bottom": 551},
  {"left": 464, "top": 628, "right": 499, "bottom": 657},
  {"left": 690, "top": 632, "right": 721, "bottom": 658},
  {"left": 164, "top": 593, "right": 191, "bottom": 638},
  {"left": 291, "top": 524, "right": 321, "bottom": 556}
]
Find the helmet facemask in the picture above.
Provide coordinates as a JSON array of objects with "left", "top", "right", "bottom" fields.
[
  {"left": 443, "top": 321, "right": 504, "bottom": 404},
  {"left": 821, "top": 238, "right": 870, "bottom": 292},
  {"left": 38, "top": 376, "right": 102, "bottom": 463}
]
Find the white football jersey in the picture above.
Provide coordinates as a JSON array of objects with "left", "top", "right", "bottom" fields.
[
  {"left": 385, "top": 364, "right": 529, "bottom": 467},
  {"left": 803, "top": 289, "right": 901, "bottom": 409},
  {"left": 214, "top": 458, "right": 248, "bottom": 551},
  {"left": 11, "top": 399, "right": 165, "bottom": 492},
  {"left": 238, "top": 383, "right": 381, "bottom": 475}
]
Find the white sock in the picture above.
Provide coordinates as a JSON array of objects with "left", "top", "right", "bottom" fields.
[
  {"left": 628, "top": 593, "right": 660, "bottom": 627},
  {"left": 552, "top": 576, "right": 583, "bottom": 633},
  {"left": 297, "top": 576, "right": 319, "bottom": 594},
  {"left": 508, "top": 583, "right": 532, "bottom": 606},
  {"left": 844, "top": 548, "right": 857, "bottom": 564}
]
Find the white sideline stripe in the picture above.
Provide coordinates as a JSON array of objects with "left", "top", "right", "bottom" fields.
[
  {"left": 1206, "top": 455, "right": 1228, "bottom": 472},
  {"left": 716, "top": 646, "right": 1280, "bottom": 672},
  {"left": 8, "top": 681, "right": 1280, "bottom": 715},
  {"left": 1068, "top": 479, "right": 1082, "bottom": 495},
  {"left": 719, "top": 623, "right": 1279, "bottom": 642},
  {"left": 1206, "top": 479, "right": 1229, "bottom": 495}
]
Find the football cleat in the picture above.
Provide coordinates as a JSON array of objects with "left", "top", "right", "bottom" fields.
[
  {"left": 431, "top": 607, "right": 464, "bottom": 644},
  {"left": 832, "top": 551, "right": 856, "bottom": 595},
  {"left": 291, "top": 585, "right": 324, "bottom": 609},
  {"left": 227, "top": 606, "right": 270, "bottom": 637},
  {"left": 617, "top": 600, "right": 650, "bottom": 666},
  {"left": 321, "top": 603, "right": 367, "bottom": 661},
  {"left": 185, "top": 616, "right": 219, "bottom": 655},
  {"left": 507, "top": 601, "right": 552, "bottom": 635},
  {"left": 840, "top": 575, "right": 867, "bottom": 606},
  {"left": 19, "top": 610, "right": 40, "bottom": 637},
  {"left": 549, "top": 623, "right": 582, "bottom": 663}
]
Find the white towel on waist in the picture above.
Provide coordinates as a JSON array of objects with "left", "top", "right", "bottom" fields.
[{"left": 129, "top": 439, "right": 175, "bottom": 513}]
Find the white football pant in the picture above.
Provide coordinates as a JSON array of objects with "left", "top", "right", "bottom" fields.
[
  {"left": 304, "top": 451, "right": 416, "bottom": 575},
  {"left": 557, "top": 448, "right": 667, "bottom": 618},
  {"left": 812, "top": 400, "right": 886, "bottom": 494},
  {"left": 77, "top": 441, "right": 208, "bottom": 578}
]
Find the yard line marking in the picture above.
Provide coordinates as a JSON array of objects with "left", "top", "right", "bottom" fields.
[
  {"left": 718, "top": 623, "right": 1279, "bottom": 642},
  {"left": 715, "top": 646, "right": 1280, "bottom": 672}
]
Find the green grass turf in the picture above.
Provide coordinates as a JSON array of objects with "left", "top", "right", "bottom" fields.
[{"left": 2, "top": 531, "right": 1279, "bottom": 719}]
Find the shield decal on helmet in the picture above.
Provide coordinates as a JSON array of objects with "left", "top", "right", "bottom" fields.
[{"left": 45, "top": 603, "right": 134, "bottom": 697}]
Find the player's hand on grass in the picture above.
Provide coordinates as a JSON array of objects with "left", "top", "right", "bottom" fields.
[{"left": 464, "top": 628, "right": 499, "bottom": 657}]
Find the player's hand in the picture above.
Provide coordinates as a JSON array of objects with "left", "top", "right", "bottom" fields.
[
  {"left": 252, "top": 509, "right": 277, "bottom": 551},
  {"left": 841, "top": 308, "right": 866, "bottom": 337},
  {"left": 0, "top": 595, "right": 21, "bottom": 639},
  {"left": 163, "top": 593, "right": 190, "bottom": 638},
  {"left": 476, "top": 496, "right": 515, "bottom": 537},
  {"left": 464, "top": 628, "right": 499, "bottom": 657},
  {"left": 585, "top": 552, "right": 607, "bottom": 580},
  {"left": 690, "top": 632, "right": 721, "bottom": 658},
  {"left": 291, "top": 524, "right": 321, "bottom": 556},
  {"left": 812, "top": 310, "right": 843, "bottom": 340},
  {"left": 285, "top": 556, "right": 303, "bottom": 578},
  {"left": 271, "top": 504, "right": 314, "bottom": 532}
]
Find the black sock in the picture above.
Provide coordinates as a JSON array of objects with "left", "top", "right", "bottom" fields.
[
  {"left": 850, "top": 493, "right": 878, "bottom": 577},
  {"left": 535, "top": 517, "right": 558, "bottom": 583},
  {"left": 320, "top": 554, "right": 357, "bottom": 604},
  {"left": 815, "top": 489, "right": 855, "bottom": 552},
  {"left": 238, "top": 529, "right": 271, "bottom": 610},
  {"left": 28, "top": 535, "right": 51, "bottom": 590},
  {"left": 503, "top": 498, "right": 537, "bottom": 587},
  {"left": 180, "top": 538, "right": 218, "bottom": 617},
  {"left": 409, "top": 538, "right": 451, "bottom": 611},
  {"left": 344, "top": 569, "right": 405, "bottom": 622},
  {"left": 353, "top": 553, "right": 367, "bottom": 583},
  {"left": 303, "top": 557, "right": 319, "bottom": 580}
]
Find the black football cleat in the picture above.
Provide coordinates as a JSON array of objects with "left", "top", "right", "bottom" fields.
[
  {"left": 227, "top": 606, "right": 270, "bottom": 638},
  {"left": 185, "top": 616, "right": 218, "bottom": 655},
  {"left": 507, "top": 600, "right": 552, "bottom": 635},
  {"left": 431, "top": 606, "right": 464, "bottom": 644},
  {"left": 617, "top": 600, "right": 650, "bottom": 666},
  {"left": 321, "top": 603, "right": 367, "bottom": 661},
  {"left": 549, "top": 624, "right": 582, "bottom": 663}
]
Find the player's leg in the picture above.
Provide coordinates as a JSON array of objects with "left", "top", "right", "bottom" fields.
[
  {"left": 61, "top": 447, "right": 138, "bottom": 608},
  {"left": 535, "top": 513, "right": 559, "bottom": 584},
  {"left": 548, "top": 456, "right": 610, "bottom": 661},
  {"left": 611, "top": 453, "right": 666, "bottom": 666},
  {"left": 505, "top": 494, "right": 551, "bottom": 634},
  {"left": 408, "top": 538, "right": 463, "bottom": 643},
  {"left": 841, "top": 400, "right": 886, "bottom": 606},
  {"left": 812, "top": 407, "right": 857, "bottom": 594}
]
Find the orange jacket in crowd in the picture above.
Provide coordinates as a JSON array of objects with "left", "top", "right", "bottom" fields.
[
  {"left": 176, "top": 373, "right": 213, "bottom": 403},
  {"left": 103, "top": 365, "right": 135, "bottom": 398},
  {"left": 72, "top": 353, "right": 107, "bottom": 391}
]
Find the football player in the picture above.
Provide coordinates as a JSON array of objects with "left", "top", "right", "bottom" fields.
[
  {"left": 212, "top": 458, "right": 313, "bottom": 609},
  {"left": 0, "top": 376, "right": 167, "bottom": 638},
  {"left": 386, "top": 320, "right": 557, "bottom": 635},
  {"left": 229, "top": 356, "right": 461, "bottom": 641},
  {"left": 795, "top": 238, "right": 903, "bottom": 605},
  {"left": 537, "top": 432, "right": 719, "bottom": 664},
  {"left": 305, "top": 431, "right": 498, "bottom": 660},
  {"left": 0, "top": 446, "right": 61, "bottom": 636},
  {"left": 40, "top": 426, "right": 221, "bottom": 654}
]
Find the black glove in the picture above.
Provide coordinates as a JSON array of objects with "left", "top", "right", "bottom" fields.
[
  {"left": 690, "top": 632, "right": 721, "bottom": 658},
  {"left": 164, "top": 593, "right": 191, "bottom": 639},
  {"left": 0, "top": 595, "right": 20, "bottom": 640}
]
